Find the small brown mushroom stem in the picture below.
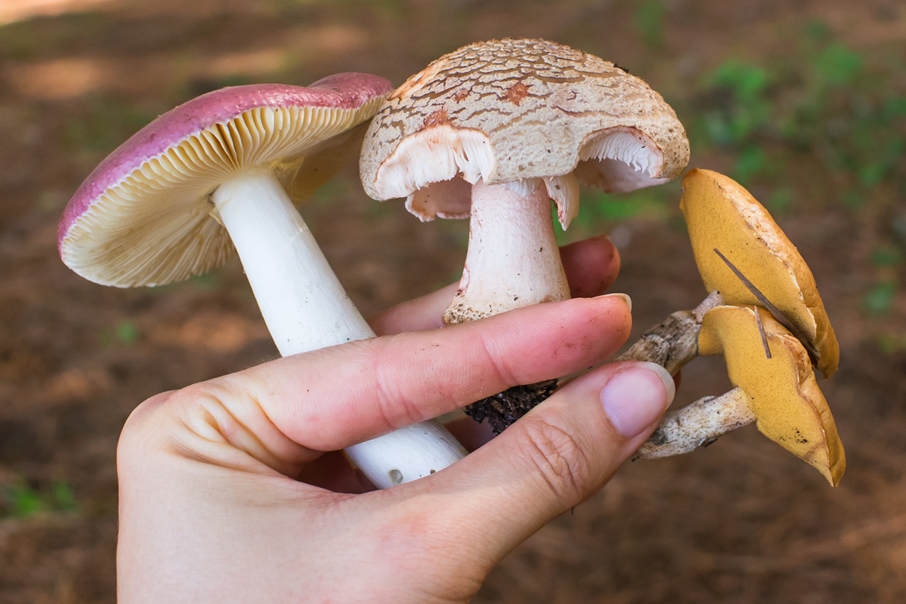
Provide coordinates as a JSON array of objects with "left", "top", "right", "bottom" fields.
[
  {"left": 632, "top": 304, "right": 845, "bottom": 485},
  {"left": 623, "top": 298, "right": 840, "bottom": 476},
  {"left": 442, "top": 180, "right": 570, "bottom": 325},
  {"left": 616, "top": 290, "right": 724, "bottom": 372},
  {"left": 635, "top": 388, "right": 755, "bottom": 459}
]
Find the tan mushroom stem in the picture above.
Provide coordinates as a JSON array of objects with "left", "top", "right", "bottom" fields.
[
  {"left": 617, "top": 295, "right": 807, "bottom": 465},
  {"left": 618, "top": 297, "right": 845, "bottom": 484},
  {"left": 443, "top": 180, "right": 570, "bottom": 325},
  {"left": 616, "top": 290, "right": 724, "bottom": 373},
  {"left": 635, "top": 388, "right": 756, "bottom": 458},
  {"left": 211, "top": 167, "right": 466, "bottom": 488},
  {"left": 618, "top": 294, "right": 813, "bottom": 465}
]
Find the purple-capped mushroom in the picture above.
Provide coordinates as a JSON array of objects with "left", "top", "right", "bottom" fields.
[{"left": 58, "top": 74, "right": 466, "bottom": 488}]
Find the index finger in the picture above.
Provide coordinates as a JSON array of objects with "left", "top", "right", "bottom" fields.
[{"left": 225, "top": 295, "right": 632, "bottom": 453}]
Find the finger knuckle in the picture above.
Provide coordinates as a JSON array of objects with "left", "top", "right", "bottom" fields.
[
  {"left": 118, "top": 382, "right": 230, "bottom": 459},
  {"left": 372, "top": 346, "right": 425, "bottom": 429},
  {"left": 117, "top": 389, "right": 177, "bottom": 467},
  {"left": 515, "top": 416, "right": 593, "bottom": 503}
]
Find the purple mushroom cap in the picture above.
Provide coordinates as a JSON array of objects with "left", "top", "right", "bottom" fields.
[{"left": 59, "top": 72, "right": 392, "bottom": 287}]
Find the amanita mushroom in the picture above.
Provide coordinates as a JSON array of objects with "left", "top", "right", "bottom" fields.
[
  {"left": 360, "top": 38, "right": 690, "bottom": 431},
  {"left": 58, "top": 75, "right": 466, "bottom": 489},
  {"left": 637, "top": 305, "right": 845, "bottom": 486}
]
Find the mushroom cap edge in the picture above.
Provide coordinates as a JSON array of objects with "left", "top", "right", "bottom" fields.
[{"left": 59, "top": 73, "right": 392, "bottom": 287}]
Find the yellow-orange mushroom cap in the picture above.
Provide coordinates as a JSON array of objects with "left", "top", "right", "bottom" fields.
[
  {"left": 699, "top": 305, "right": 845, "bottom": 486},
  {"left": 681, "top": 169, "right": 839, "bottom": 377}
]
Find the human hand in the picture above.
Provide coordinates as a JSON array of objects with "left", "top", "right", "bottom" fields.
[{"left": 116, "top": 235, "right": 675, "bottom": 603}]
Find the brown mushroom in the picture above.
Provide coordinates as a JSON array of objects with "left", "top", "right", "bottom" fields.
[
  {"left": 616, "top": 169, "right": 844, "bottom": 483},
  {"left": 683, "top": 169, "right": 839, "bottom": 376},
  {"left": 360, "top": 38, "right": 689, "bottom": 431}
]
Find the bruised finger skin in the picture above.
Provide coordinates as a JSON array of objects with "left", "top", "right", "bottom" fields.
[
  {"left": 224, "top": 295, "right": 632, "bottom": 454},
  {"left": 370, "top": 235, "right": 621, "bottom": 336}
]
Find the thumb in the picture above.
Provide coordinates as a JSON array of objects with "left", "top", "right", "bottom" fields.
[{"left": 420, "top": 361, "right": 675, "bottom": 563}]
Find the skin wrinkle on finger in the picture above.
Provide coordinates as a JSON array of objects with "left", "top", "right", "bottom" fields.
[
  {"left": 164, "top": 382, "right": 318, "bottom": 476},
  {"left": 369, "top": 338, "right": 461, "bottom": 433},
  {"left": 510, "top": 414, "right": 596, "bottom": 505},
  {"left": 118, "top": 398, "right": 285, "bottom": 499},
  {"left": 472, "top": 326, "right": 522, "bottom": 388},
  {"left": 234, "top": 297, "right": 631, "bottom": 453}
]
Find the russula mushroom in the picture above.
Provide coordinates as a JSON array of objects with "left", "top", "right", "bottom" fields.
[
  {"left": 636, "top": 305, "right": 845, "bottom": 486},
  {"left": 360, "top": 38, "right": 690, "bottom": 431},
  {"left": 58, "top": 75, "right": 466, "bottom": 489}
]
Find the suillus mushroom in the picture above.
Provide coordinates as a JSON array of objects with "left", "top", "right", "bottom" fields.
[
  {"left": 683, "top": 169, "right": 839, "bottom": 377},
  {"left": 360, "top": 38, "right": 690, "bottom": 431},
  {"left": 58, "top": 74, "right": 466, "bottom": 489},
  {"left": 614, "top": 169, "right": 844, "bottom": 484},
  {"left": 619, "top": 168, "right": 840, "bottom": 377},
  {"left": 636, "top": 305, "right": 845, "bottom": 486}
]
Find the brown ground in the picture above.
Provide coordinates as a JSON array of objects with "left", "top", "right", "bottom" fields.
[{"left": 1, "top": 1, "right": 905, "bottom": 602}]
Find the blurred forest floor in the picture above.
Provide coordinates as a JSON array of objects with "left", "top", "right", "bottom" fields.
[{"left": 0, "top": 0, "right": 904, "bottom": 602}]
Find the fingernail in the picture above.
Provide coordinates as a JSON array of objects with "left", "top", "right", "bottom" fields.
[
  {"left": 600, "top": 293, "right": 632, "bottom": 312},
  {"left": 600, "top": 362, "right": 675, "bottom": 437}
]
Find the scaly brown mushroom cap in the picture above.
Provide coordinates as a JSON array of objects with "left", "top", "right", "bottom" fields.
[
  {"left": 360, "top": 38, "right": 690, "bottom": 227},
  {"left": 699, "top": 305, "right": 846, "bottom": 486},
  {"left": 681, "top": 169, "right": 840, "bottom": 377}
]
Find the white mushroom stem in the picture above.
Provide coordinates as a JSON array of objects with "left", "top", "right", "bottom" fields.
[
  {"left": 211, "top": 168, "right": 466, "bottom": 488},
  {"left": 214, "top": 169, "right": 372, "bottom": 354},
  {"left": 635, "top": 387, "right": 756, "bottom": 459},
  {"left": 443, "top": 180, "right": 570, "bottom": 325}
]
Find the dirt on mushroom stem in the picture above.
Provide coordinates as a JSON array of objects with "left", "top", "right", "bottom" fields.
[{"left": 464, "top": 379, "right": 560, "bottom": 434}]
